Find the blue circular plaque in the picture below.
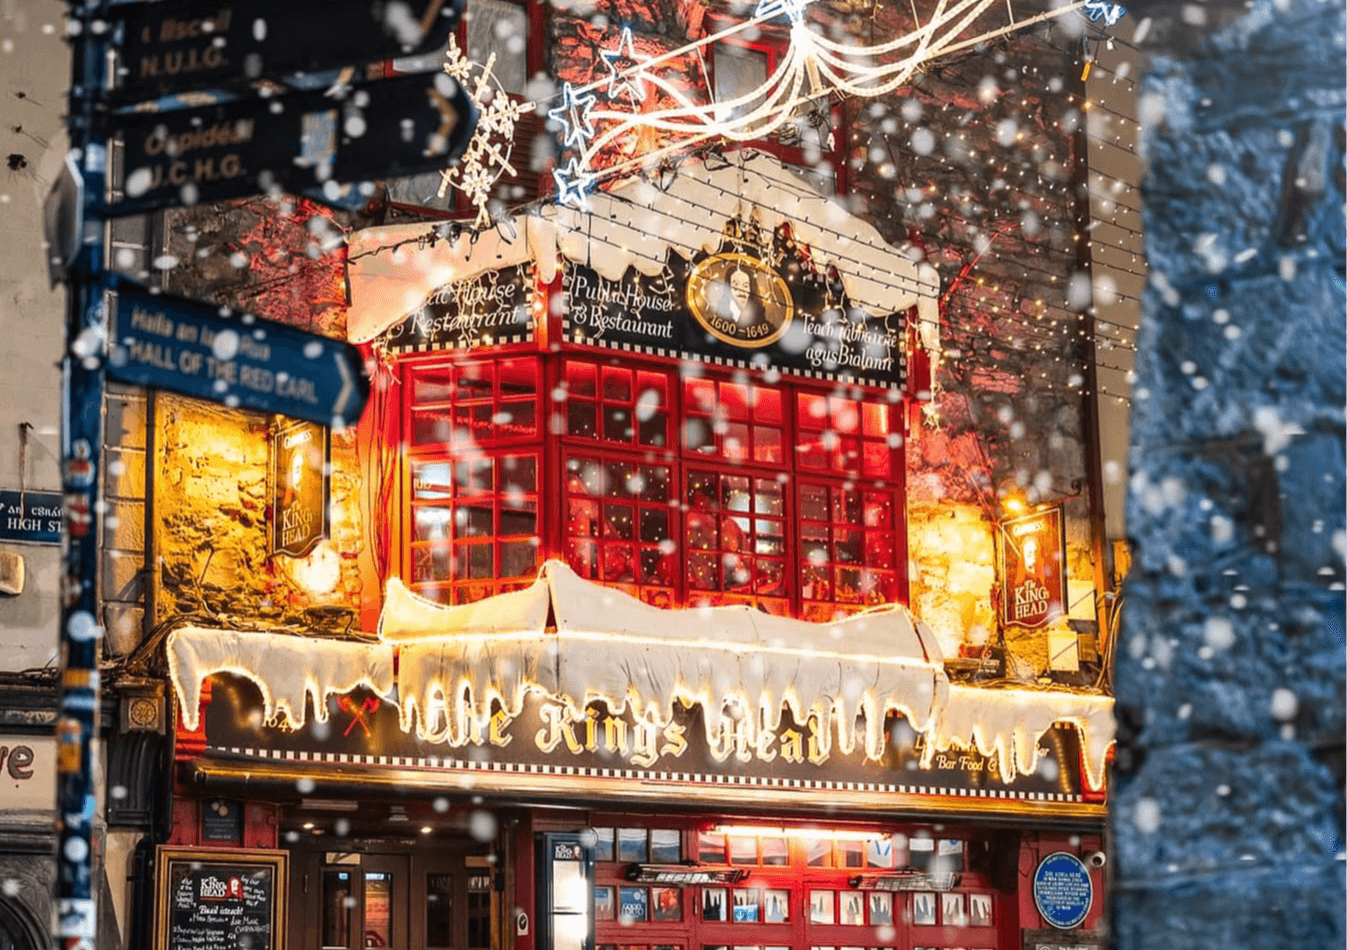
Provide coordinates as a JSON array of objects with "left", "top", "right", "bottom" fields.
[{"left": 1032, "top": 851, "right": 1093, "bottom": 930}]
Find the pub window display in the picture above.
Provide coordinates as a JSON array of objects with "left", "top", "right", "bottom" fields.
[{"left": 402, "top": 354, "right": 904, "bottom": 619}]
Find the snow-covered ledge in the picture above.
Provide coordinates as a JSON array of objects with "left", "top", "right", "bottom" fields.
[{"left": 168, "top": 561, "right": 1113, "bottom": 786}]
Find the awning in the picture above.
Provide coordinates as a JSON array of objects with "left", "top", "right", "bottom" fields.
[{"left": 168, "top": 560, "right": 1114, "bottom": 787}]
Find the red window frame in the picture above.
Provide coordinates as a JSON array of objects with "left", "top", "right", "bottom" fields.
[
  {"left": 706, "top": 24, "right": 849, "bottom": 195},
  {"left": 399, "top": 351, "right": 908, "bottom": 617},
  {"left": 401, "top": 355, "right": 545, "bottom": 604}
]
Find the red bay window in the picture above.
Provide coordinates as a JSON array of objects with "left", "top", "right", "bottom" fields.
[{"left": 399, "top": 353, "right": 907, "bottom": 617}]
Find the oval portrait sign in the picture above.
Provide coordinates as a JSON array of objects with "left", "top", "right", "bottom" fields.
[
  {"left": 1033, "top": 851, "right": 1093, "bottom": 930},
  {"left": 686, "top": 252, "right": 793, "bottom": 348}
]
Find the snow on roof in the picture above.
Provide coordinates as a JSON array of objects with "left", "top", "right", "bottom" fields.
[
  {"left": 345, "top": 150, "right": 940, "bottom": 344},
  {"left": 167, "top": 561, "right": 1114, "bottom": 787}
]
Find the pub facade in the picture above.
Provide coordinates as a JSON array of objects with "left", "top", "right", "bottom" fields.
[{"left": 100, "top": 3, "right": 1119, "bottom": 950}]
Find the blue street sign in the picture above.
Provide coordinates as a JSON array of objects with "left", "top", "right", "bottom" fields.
[
  {"left": 1032, "top": 851, "right": 1094, "bottom": 930},
  {"left": 107, "top": 282, "right": 369, "bottom": 427},
  {"left": 0, "top": 490, "right": 64, "bottom": 545}
]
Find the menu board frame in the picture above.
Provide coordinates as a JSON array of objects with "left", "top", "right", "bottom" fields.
[{"left": 153, "top": 846, "right": 288, "bottom": 950}]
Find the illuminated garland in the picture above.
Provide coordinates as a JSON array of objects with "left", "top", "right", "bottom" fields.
[{"left": 552, "top": 0, "right": 1090, "bottom": 208}]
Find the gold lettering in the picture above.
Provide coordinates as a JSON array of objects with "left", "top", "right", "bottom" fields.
[
  {"left": 630, "top": 718, "right": 659, "bottom": 768},
  {"left": 806, "top": 719, "right": 831, "bottom": 766},
  {"left": 660, "top": 720, "right": 687, "bottom": 759},
  {"left": 534, "top": 703, "right": 582, "bottom": 755},
  {"left": 755, "top": 719, "right": 778, "bottom": 763},
  {"left": 779, "top": 728, "right": 804, "bottom": 764},
  {"left": 584, "top": 708, "right": 600, "bottom": 752},
  {"left": 602, "top": 716, "right": 627, "bottom": 757},
  {"left": 488, "top": 708, "right": 513, "bottom": 748}
]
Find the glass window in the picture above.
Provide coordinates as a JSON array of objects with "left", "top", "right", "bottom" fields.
[
  {"left": 411, "top": 358, "right": 540, "bottom": 447},
  {"left": 565, "top": 455, "right": 675, "bottom": 607},
  {"left": 618, "top": 828, "right": 649, "bottom": 863},
  {"left": 685, "top": 469, "right": 788, "bottom": 615},
  {"left": 426, "top": 873, "right": 453, "bottom": 948},
  {"left": 566, "top": 361, "right": 672, "bottom": 449},
  {"left": 683, "top": 378, "right": 785, "bottom": 465},
  {"left": 714, "top": 43, "right": 768, "bottom": 122},
  {"left": 798, "top": 482, "right": 898, "bottom": 622},
  {"left": 468, "top": 874, "right": 492, "bottom": 950},
  {"left": 593, "top": 828, "right": 616, "bottom": 862},
  {"left": 699, "top": 831, "right": 727, "bottom": 863},
  {"left": 409, "top": 453, "right": 540, "bottom": 604},
  {"left": 650, "top": 829, "right": 682, "bottom": 863},
  {"left": 466, "top": 0, "right": 529, "bottom": 94}
]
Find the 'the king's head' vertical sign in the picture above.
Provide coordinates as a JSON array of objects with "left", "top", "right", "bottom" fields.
[
  {"left": 271, "top": 419, "right": 330, "bottom": 558},
  {"left": 996, "top": 505, "right": 1067, "bottom": 629}
]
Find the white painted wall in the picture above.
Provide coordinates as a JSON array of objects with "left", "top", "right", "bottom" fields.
[{"left": 0, "top": 0, "right": 71, "bottom": 671}]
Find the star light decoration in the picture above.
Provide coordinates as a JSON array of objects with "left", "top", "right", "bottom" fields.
[
  {"left": 1081, "top": 0, "right": 1127, "bottom": 25},
  {"left": 436, "top": 36, "right": 535, "bottom": 228},
  {"left": 548, "top": 0, "right": 1092, "bottom": 208},
  {"left": 599, "top": 27, "right": 653, "bottom": 102}
]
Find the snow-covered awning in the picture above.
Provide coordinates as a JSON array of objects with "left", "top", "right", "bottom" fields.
[
  {"left": 167, "top": 561, "right": 1114, "bottom": 787},
  {"left": 382, "top": 560, "right": 947, "bottom": 763},
  {"left": 345, "top": 150, "right": 940, "bottom": 345}
]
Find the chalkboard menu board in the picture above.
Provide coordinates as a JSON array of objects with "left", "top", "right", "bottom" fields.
[{"left": 154, "top": 846, "right": 287, "bottom": 950}]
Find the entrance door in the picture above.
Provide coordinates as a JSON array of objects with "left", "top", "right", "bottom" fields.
[{"left": 293, "top": 847, "right": 487, "bottom": 950}]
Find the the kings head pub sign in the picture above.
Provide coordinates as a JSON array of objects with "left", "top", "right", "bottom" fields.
[
  {"left": 997, "top": 505, "right": 1068, "bottom": 629},
  {"left": 563, "top": 218, "right": 908, "bottom": 390}
]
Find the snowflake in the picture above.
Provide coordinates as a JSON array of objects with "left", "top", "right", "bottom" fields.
[{"left": 437, "top": 36, "right": 535, "bottom": 229}]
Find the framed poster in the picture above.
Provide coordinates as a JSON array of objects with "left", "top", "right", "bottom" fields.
[
  {"left": 996, "top": 505, "right": 1068, "bottom": 629},
  {"left": 270, "top": 419, "right": 329, "bottom": 558},
  {"left": 153, "top": 846, "right": 287, "bottom": 950}
]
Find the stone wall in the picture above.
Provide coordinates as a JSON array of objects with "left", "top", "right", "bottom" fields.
[
  {"left": 844, "top": 12, "right": 1102, "bottom": 673},
  {"left": 151, "top": 394, "right": 364, "bottom": 631},
  {"left": 1112, "top": 1, "right": 1345, "bottom": 947}
]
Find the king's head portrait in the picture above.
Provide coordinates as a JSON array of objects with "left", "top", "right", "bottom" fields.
[{"left": 687, "top": 253, "right": 793, "bottom": 347}]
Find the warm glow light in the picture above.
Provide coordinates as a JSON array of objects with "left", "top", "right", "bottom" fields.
[
  {"left": 421, "top": 826, "right": 433, "bottom": 835},
  {"left": 557, "top": 0, "right": 1089, "bottom": 188},
  {"left": 711, "top": 824, "right": 888, "bottom": 842}
]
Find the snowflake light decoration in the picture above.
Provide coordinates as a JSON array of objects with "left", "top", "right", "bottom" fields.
[{"left": 437, "top": 36, "right": 535, "bottom": 229}]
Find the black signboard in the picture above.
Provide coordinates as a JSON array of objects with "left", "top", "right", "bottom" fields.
[
  {"left": 270, "top": 420, "right": 329, "bottom": 558},
  {"left": 154, "top": 846, "right": 287, "bottom": 950},
  {"left": 562, "top": 222, "right": 907, "bottom": 390},
  {"left": 199, "top": 676, "right": 1095, "bottom": 810},
  {"left": 108, "top": 0, "right": 463, "bottom": 104},
  {"left": 381, "top": 264, "right": 535, "bottom": 354},
  {"left": 0, "top": 489, "right": 63, "bottom": 545},
  {"left": 105, "top": 72, "right": 475, "bottom": 217},
  {"left": 200, "top": 800, "right": 243, "bottom": 844}
]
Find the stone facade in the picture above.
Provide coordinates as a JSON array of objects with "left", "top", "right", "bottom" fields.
[
  {"left": 1111, "top": 1, "right": 1346, "bottom": 948},
  {"left": 151, "top": 394, "right": 365, "bottom": 631}
]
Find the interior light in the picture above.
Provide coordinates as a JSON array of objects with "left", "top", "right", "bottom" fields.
[
  {"left": 302, "top": 822, "right": 315, "bottom": 830},
  {"left": 711, "top": 824, "right": 887, "bottom": 842},
  {"left": 421, "top": 826, "right": 433, "bottom": 835}
]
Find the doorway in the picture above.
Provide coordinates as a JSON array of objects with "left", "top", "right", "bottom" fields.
[{"left": 289, "top": 844, "right": 496, "bottom": 950}]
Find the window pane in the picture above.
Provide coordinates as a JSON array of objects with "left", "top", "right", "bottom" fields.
[
  {"left": 650, "top": 829, "right": 681, "bottom": 863},
  {"left": 364, "top": 872, "right": 393, "bottom": 948},
  {"left": 427, "top": 873, "right": 453, "bottom": 948},
  {"left": 466, "top": 0, "right": 528, "bottom": 94},
  {"left": 698, "top": 831, "right": 726, "bottom": 863},
  {"left": 618, "top": 828, "right": 649, "bottom": 863},
  {"left": 714, "top": 44, "right": 768, "bottom": 121},
  {"left": 728, "top": 835, "right": 756, "bottom": 864},
  {"left": 593, "top": 828, "right": 615, "bottom": 862},
  {"left": 321, "top": 869, "right": 353, "bottom": 949}
]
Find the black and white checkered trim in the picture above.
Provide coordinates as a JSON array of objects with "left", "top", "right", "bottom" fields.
[
  {"left": 387, "top": 329, "right": 534, "bottom": 355},
  {"left": 209, "top": 744, "right": 1083, "bottom": 802},
  {"left": 559, "top": 324, "right": 907, "bottom": 392}
]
